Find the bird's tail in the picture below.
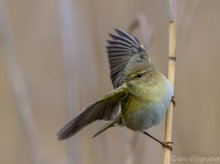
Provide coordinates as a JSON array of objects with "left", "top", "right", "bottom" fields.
[
  {"left": 93, "top": 114, "right": 124, "bottom": 138},
  {"left": 92, "top": 121, "right": 116, "bottom": 138}
]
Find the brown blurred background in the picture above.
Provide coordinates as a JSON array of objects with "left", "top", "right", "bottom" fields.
[{"left": 0, "top": 0, "right": 220, "bottom": 164}]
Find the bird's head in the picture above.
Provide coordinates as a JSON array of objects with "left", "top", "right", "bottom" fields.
[{"left": 122, "top": 60, "right": 155, "bottom": 84}]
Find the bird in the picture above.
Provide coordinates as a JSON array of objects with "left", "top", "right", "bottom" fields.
[{"left": 57, "top": 29, "right": 174, "bottom": 150}]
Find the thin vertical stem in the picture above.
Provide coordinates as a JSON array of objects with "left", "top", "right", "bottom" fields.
[{"left": 163, "top": 0, "right": 177, "bottom": 164}]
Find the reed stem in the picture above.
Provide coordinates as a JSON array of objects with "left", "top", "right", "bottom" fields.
[{"left": 163, "top": 0, "right": 177, "bottom": 164}]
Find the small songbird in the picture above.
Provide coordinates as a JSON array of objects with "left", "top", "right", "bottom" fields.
[{"left": 57, "top": 29, "right": 174, "bottom": 150}]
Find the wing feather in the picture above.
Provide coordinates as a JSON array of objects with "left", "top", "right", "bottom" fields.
[
  {"left": 107, "top": 29, "right": 147, "bottom": 88},
  {"left": 57, "top": 84, "right": 127, "bottom": 140}
]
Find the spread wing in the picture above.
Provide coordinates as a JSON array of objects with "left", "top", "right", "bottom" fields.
[
  {"left": 57, "top": 84, "right": 128, "bottom": 140},
  {"left": 107, "top": 29, "right": 147, "bottom": 88}
]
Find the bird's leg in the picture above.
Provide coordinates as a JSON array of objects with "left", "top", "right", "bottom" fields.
[
  {"left": 171, "top": 96, "right": 176, "bottom": 106},
  {"left": 142, "top": 132, "right": 173, "bottom": 151}
]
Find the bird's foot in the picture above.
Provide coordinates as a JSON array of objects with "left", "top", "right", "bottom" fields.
[
  {"left": 162, "top": 141, "right": 173, "bottom": 151},
  {"left": 142, "top": 132, "right": 173, "bottom": 151},
  {"left": 171, "top": 96, "right": 176, "bottom": 106}
]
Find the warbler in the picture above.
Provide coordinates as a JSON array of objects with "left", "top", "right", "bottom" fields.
[{"left": 57, "top": 29, "right": 174, "bottom": 150}]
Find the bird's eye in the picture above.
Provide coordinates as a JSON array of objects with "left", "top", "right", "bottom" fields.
[{"left": 137, "top": 74, "right": 142, "bottom": 78}]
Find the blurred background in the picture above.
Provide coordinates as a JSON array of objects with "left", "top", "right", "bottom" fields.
[{"left": 0, "top": 0, "right": 220, "bottom": 164}]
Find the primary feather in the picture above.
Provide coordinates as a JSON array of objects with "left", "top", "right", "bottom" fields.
[
  {"left": 107, "top": 29, "right": 147, "bottom": 88},
  {"left": 57, "top": 84, "right": 127, "bottom": 140}
]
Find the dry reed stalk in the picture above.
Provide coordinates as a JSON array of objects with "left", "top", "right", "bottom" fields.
[{"left": 163, "top": 0, "right": 177, "bottom": 164}]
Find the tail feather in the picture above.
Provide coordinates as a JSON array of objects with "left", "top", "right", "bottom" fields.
[{"left": 92, "top": 122, "right": 116, "bottom": 138}]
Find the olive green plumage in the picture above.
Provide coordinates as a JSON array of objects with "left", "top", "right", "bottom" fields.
[{"left": 57, "top": 29, "right": 173, "bottom": 140}]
